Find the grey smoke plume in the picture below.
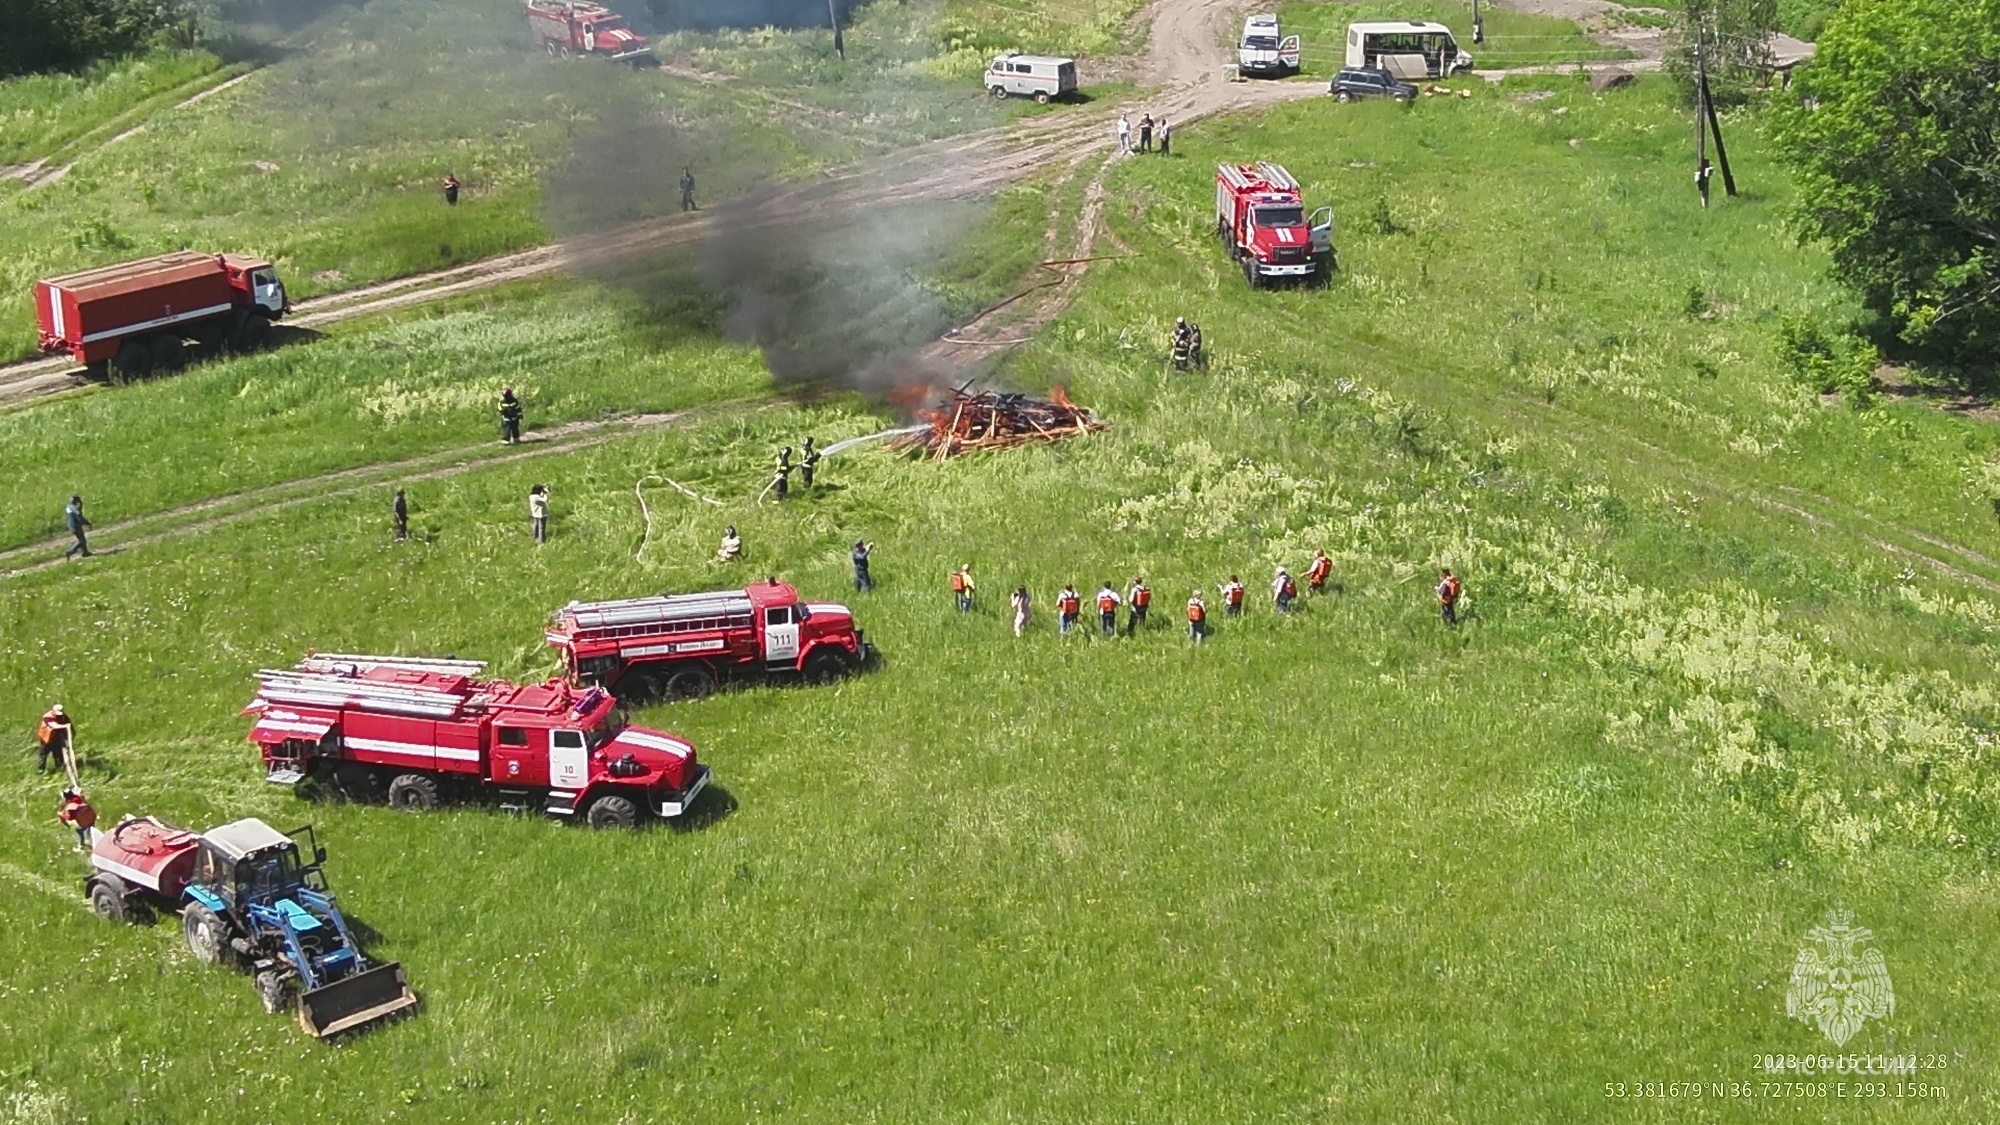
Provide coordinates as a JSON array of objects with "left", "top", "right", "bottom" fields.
[{"left": 542, "top": 58, "right": 1001, "bottom": 398}]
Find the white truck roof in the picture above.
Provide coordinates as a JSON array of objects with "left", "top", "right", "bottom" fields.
[
  {"left": 1347, "top": 20, "right": 1457, "bottom": 35},
  {"left": 989, "top": 53, "right": 1074, "bottom": 67},
  {"left": 204, "top": 818, "right": 294, "bottom": 860}
]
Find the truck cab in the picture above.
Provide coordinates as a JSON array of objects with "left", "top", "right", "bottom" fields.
[{"left": 221, "top": 256, "right": 287, "bottom": 318}]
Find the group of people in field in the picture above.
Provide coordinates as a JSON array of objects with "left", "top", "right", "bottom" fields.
[{"left": 943, "top": 554, "right": 1466, "bottom": 642}]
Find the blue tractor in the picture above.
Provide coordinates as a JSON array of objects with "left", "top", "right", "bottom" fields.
[{"left": 91, "top": 816, "right": 419, "bottom": 1037}]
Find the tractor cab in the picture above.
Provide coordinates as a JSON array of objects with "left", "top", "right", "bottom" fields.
[{"left": 190, "top": 819, "right": 323, "bottom": 913}]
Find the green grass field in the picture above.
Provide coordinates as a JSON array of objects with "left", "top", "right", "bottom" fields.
[{"left": 2, "top": 21, "right": 1997, "bottom": 1125}]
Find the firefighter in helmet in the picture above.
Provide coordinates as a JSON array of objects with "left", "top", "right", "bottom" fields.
[
  {"left": 498, "top": 386, "right": 524, "bottom": 444},
  {"left": 800, "top": 437, "right": 822, "bottom": 488},
  {"left": 772, "top": 446, "right": 794, "bottom": 500}
]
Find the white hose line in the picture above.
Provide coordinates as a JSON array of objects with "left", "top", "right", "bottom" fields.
[{"left": 634, "top": 474, "right": 723, "bottom": 561}]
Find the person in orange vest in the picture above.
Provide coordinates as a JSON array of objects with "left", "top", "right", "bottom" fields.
[
  {"left": 57, "top": 787, "right": 96, "bottom": 849},
  {"left": 1272, "top": 567, "right": 1297, "bottom": 615},
  {"left": 1219, "top": 575, "right": 1246, "bottom": 617},
  {"left": 1306, "top": 549, "right": 1333, "bottom": 595},
  {"left": 36, "top": 704, "right": 71, "bottom": 773},
  {"left": 1057, "top": 583, "right": 1082, "bottom": 636},
  {"left": 1095, "top": 582, "right": 1122, "bottom": 637},
  {"left": 1125, "top": 576, "right": 1152, "bottom": 636},
  {"left": 951, "top": 564, "right": 976, "bottom": 613},
  {"left": 1438, "top": 567, "right": 1463, "bottom": 626},
  {"left": 1186, "top": 589, "right": 1207, "bottom": 643}
]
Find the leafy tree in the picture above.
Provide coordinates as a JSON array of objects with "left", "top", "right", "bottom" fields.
[
  {"left": 1774, "top": 0, "right": 2000, "bottom": 361},
  {"left": 1667, "top": 0, "right": 1779, "bottom": 106},
  {"left": 0, "top": 0, "right": 194, "bottom": 78}
]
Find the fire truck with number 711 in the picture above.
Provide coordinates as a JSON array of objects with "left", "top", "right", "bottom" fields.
[{"left": 244, "top": 654, "right": 708, "bottom": 827}]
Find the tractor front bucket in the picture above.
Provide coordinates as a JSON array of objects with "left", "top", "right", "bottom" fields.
[{"left": 298, "top": 961, "right": 418, "bottom": 1038}]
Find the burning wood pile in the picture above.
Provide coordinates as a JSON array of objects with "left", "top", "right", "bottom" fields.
[{"left": 891, "top": 386, "right": 1106, "bottom": 459}]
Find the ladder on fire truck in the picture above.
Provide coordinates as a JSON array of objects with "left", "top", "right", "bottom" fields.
[
  {"left": 253, "top": 655, "right": 489, "bottom": 721},
  {"left": 557, "top": 592, "right": 756, "bottom": 637}
]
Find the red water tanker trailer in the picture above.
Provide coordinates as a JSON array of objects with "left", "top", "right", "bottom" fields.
[
  {"left": 244, "top": 653, "right": 709, "bottom": 826},
  {"left": 526, "top": 0, "right": 652, "bottom": 63},
  {"left": 35, "top": 250, "right": 288, "bottom": 381},
  {"left": 1215, "top": 162, "right": 1335, "bottom": 288},
  {"left": 84, "top": 815, "right": 417, "bottom": 1038},
  {"left": 546, "top": 579, "right": 875, "bottom": 699}
]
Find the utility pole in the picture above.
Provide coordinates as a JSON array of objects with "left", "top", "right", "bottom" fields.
[
  {"left": 828, "top": 0, "right": 845, "bottom": 59},
  {"left": 1693, "top": 22, "right": 1737, "bottom": 203},
  {"left": 1471, "top": 0, "right": 1484, "bottom": 45}
]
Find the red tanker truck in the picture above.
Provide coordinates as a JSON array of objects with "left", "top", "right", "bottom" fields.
[
  {"left": 526, "top": 0, "right": 652, "bottom": 63},
  {"left": 546, "top": 579, "right": 874, "bottom": 699},
  {"left": 244, "top": 653, "right": 709, "bottom": 826},
  {"left": 35, "top": 250, "right": 288, "bottom": 381}
]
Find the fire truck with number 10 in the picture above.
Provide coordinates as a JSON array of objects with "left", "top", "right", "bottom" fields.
[{"left": 245, "top": 654, "right": 708, "bottom": 827}]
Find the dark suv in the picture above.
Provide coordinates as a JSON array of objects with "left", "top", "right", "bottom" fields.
[{"left": 1332, "top": 67, "right": 1418, "bottom": 104}]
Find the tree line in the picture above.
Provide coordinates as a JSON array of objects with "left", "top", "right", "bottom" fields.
[{"left": 0, "top": 0, "right": 197, "bottom": 79}]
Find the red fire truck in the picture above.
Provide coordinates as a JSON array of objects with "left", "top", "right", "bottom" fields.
[
  {"left": 1215, "top": 162, "right": 1335, "bottom": 288},
  {"left": 525, "top": 0, "right": 652, "bottom": 63},
  {"left": 35, "top": 250, "right": 288, "bottom": 381},
  {"left": 244, "top": 654, "right": 709, "bottom": 827},
  {"left": 546, "top": 579, "right": 874, "bottom": 699}
]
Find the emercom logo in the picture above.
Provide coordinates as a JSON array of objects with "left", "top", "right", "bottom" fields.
[{"left": 1786, "top": 906, "right": 1894, "bottom": 1047}]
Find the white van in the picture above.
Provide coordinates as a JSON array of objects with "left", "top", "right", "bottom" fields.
[
  {"left": 1344, "top": 21, "right": 1474, "bottom": 80},
  {"left": 984, "top": 54, "right": 1079, "bottom": 103},
  {"left": 1238, "top": 14, "right": 1301, "bottom": 77}
]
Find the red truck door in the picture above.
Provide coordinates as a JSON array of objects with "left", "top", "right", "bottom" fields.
[
  {"left": 489, "top": 726, "right": 547, "bottom": 785},
  {"left": 550, "top": 729, "right": 589, "bottom": 790},
  {"left": 761, "top": 605, "right": 800, "bottom": 668}
]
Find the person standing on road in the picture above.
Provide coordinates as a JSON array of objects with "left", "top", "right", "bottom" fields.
[
  {"left": 1125, "top": 576, "right": 1152, "bottom": 636},
  {"left": 1438, "top": 568, "right": 1463, "bottom": 627},
  {"left": 1116, "top": 114, "right": 1131, "bottom": 154},
  {"left": 952, "top": 563, "right": 976, "bottom": 613},
  {"left": 800, "top": 436, "right": 821, "bottom": 489},
  {"left": 1096, "top": 582, "right": 1122, "bottom": 637},
  {"left": 58, "top": 788, "right": 96, "bottom": 849},
  {"left": 498, "top": 387, "right": 524, "bottom": 444},
  {"left": 392, "top": 488, "right": 409, "bottom": 541},
  {"left": 529, "top": 484, "right": 549, "bottom": 544},
  {"left": 36, "top": 704, "right": 72, "bottom": 773},
  {"left": 1057, "top": 583, "right": 1081, "bottom": 636},
  {"left": 1272, "top": 567, "right": 1297, "bottom": 615},
  {"left": 1011, "top": 585, "right": 1032, "bottom": 637},
  {"left": 1138, "top": 113, "right": 1154, "bottom": 153},
  {"left": 1158, "top": 117, "right": 1171, "bottom": 157},
  {"left": 63, "top": 495, "right": 92, "bottom": 559},
  {"left": 852, "top": 540, "right": 874, "bottom": 592},
  {"left": 681, "top": 167, "right": 698, "bottom": 212},
  {"left": 1220, "top": 574, "right": 1245, "bottom": 617},
  {"left": 1186, "top": 589, "right": 1207, "bottom": 643}
]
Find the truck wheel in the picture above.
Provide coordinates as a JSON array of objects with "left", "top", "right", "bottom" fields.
[
  {"left": 150, "top": 334, "right": 184, "bottom": 373},
  {"left": 386, "top": 773, "right": 439, "bottom": 812},
  {"left": 228, "top": 311, "right": 270, "bottom": 353},
  {"left": 111, "top": 339, "right": 152, "bottom": 383},
  {"left": 183, "top": 905, "right": 228, "bottom": 965},
  {"left": 585, "top": 794, "right": 639, "bottom": 829},
  {"left": 1336, "top": 90, "right": 1353, "bottom": 103},
  {"left": 802, "top": 648, "right": 851, "bottom": 684},
  {"left": 255, "top": 970, "right": 292, "bottom": 1014},
  {"left": 1244, "top": 259, "right": 1262, "bottom": 289},
  {"left": 89, "top": 875, "right": 128, "bottom": 924},
  {"left": 989, "top": 85, "right": 1007, "bottom": 99},
  {"left": 664, "top": 668, "right": 715, "bottom": 701},
  {"left": 1035, "top": 91, "right": 1051, "bottom": 105},
  {"left": 545, "top": 39, "right": 559, "bottom": 56}
]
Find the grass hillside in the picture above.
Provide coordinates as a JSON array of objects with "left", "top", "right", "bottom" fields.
[
  {"left": 0, "top": 0, "right": 1076, "bottom": 361},
  {"left": 3, "top": 68, "right": 1995, "bottom": 1121}
]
